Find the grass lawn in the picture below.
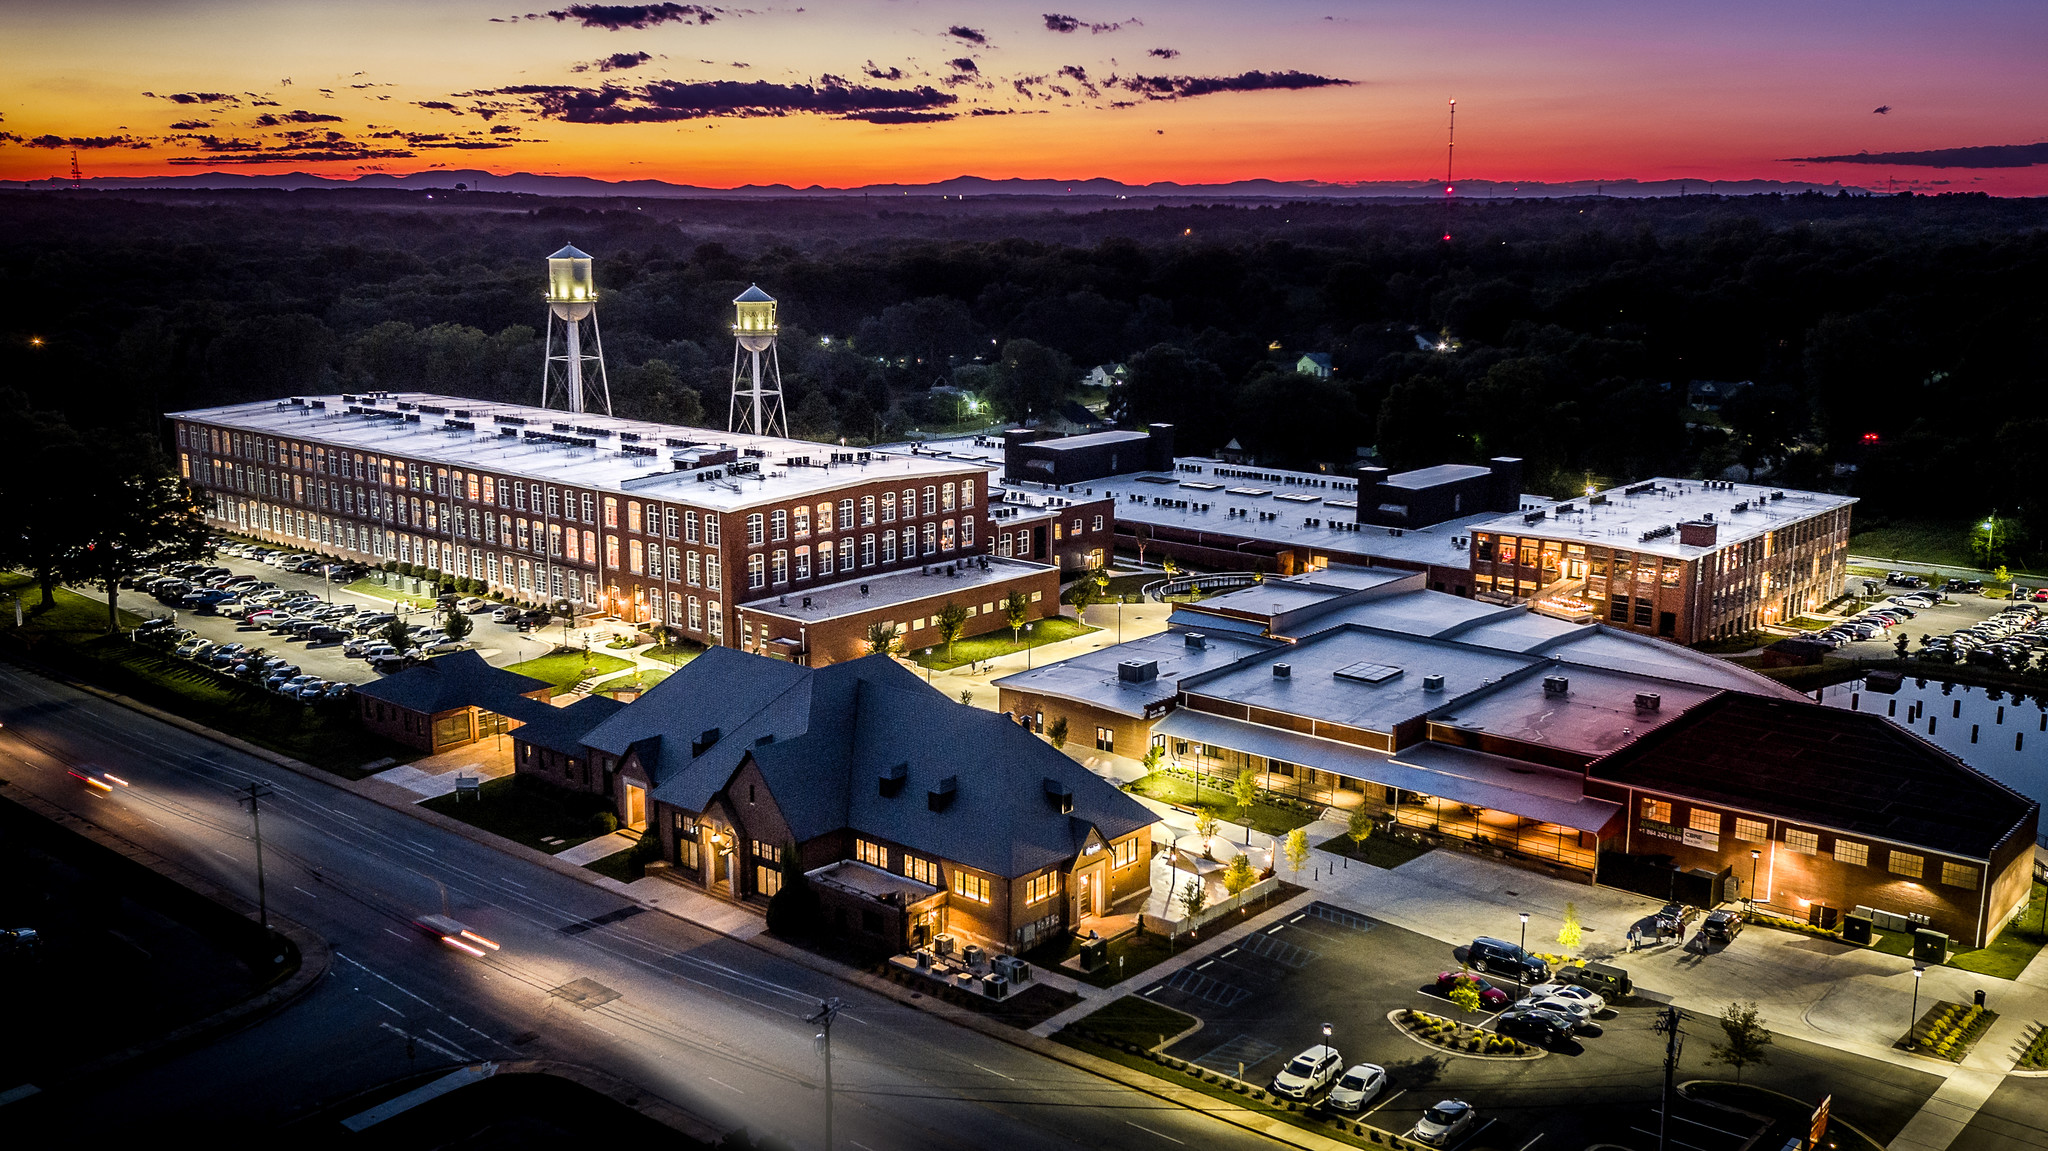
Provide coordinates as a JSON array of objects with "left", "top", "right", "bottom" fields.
[
  {"left": 1949, "top": 883, "right": 2048, "bottom": 979},
  {"left": 2, "top": 574, "right": 411, "bottom": 779},
  {"left": 1053, "top": 1032, "right": 1384, "bottom": 1148},
  {"left": 640, "top": 643, "right": 703, "bottom": 667},
  {"left": 1682, "top": 1083, "right": 1885, "bottom": 1151},
  {"left": 504, "top": 648, "right": 636, "bottom": 692},
  {"left": 1025, "top": 928, "right": 1181, "bottom": 989},
  {"left": 585, "top": 845, "right": 646, "bottom": 882},
  {"left": 423, "top": 774, "right": 614, "bottom": 854},
  {"left": 1850, "top": 519, "right": 2044, "bottom": 578},
  {"left": 1318, "top": 832, "right": 1435, "bottom": 870},
  {"left": 1066, "top": 995, "right": 1198, "bottom": 1048},
  {"left": 594, "top": 668, "right": 672, "bottom": 695},
  {"left": 344, "top": 577, "right": 438, "bottom": 610},
  {"left": 1128, "top": 772, "right": 1318, "bottom": 837},
  {"left": 909, "top": 615, "right": 1097, "bottom": 670}
]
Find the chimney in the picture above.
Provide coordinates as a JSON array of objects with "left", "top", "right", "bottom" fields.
[
  {"left": 1043, "top": 777, "right": 1075, "bottom": 814},
  {"left": 691, "top": 727, "right": 721, "bottom": 756},
  {"left": 1678, "top": 520, "right": 1719, "bottom": 548},
  {"left": 879, "top": 762, "right": 907, "bottom": 797},
  {"left": 1634, "top": 692, "right": 1662, "bottom": 712},
  {"left": 928, "top": 776, "right": 958, "bottom": 812},
  {"left": 1273, "top": 663, "right": 1292, "bottom": 679}
]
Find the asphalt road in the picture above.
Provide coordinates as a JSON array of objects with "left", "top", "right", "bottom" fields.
[
  {"left": 0, "top": 662, "right": 1271, "bottom": 1149},
  {"left": 1952, "top": 1074, "right": 2048, "bottom": 1149}
]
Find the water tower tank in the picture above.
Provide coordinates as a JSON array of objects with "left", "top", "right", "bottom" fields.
[{"left": 547, "top": 244, "right": 596, "bottom": 321}]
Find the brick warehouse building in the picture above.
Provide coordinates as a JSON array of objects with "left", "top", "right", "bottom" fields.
[
  {"left": 517, "top": 647, "right": 1158, "bottom": 952},
  {"left": 168, "top": 393, "right": 1062, "bottom": 665},
  {"left": 1466, "top": 477, "right": 1855, "bottom": 644}
]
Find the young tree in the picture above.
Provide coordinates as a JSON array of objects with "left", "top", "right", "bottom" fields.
[
  {"left": 382, "top": 615, "right": 413, "bottom": 650},
  {"left": 1195, "top": 808, "right": 1219, "bottom": 857},
  {"left": 74, "top": 464, "right": 214, "bottom": 632},
  {"left": 1284, "top": 827, "right": 1310, "bottom": 877},
  {"left": 1557, "top": 902, "right": 1584, "bottom": 951},
  {"left": 958, "top": 688, "right": 974, "bottom": 707},
  {"left": 864, "top": 620, "right": 899, "bottom": 656},
  {"left": 1140, "top": 742, "right": 1164, "bottom": 773},
  {"left": 1709, "top": 1001, "right": 1773, "bottom": 1084},
  {"left": 1346, "top": 807, "right": 1375, "bottom": 854},
  {"left": 1178, "top": 877, "right": 1209, "bottom": 919},
  {"left": 1003, "top": 588, "right": 1030, "bottom": 645},
  {"left": 1046, "top": 715, "right": 1069, "bottom": 749},
  {"left": 444, "top": 609, "right": 474, "bottom": 641},
  {"left": 1064, "top": 577, "right": 1098, "bottom": 616},
  {"left": 1222, "top": 853, "right": 1257, "bottom": 897},
  {"left": 935, "top": 600, "right": 969, "bottom": 659},
  {"left": 1233, "top": 764, "right": 1259, "bottom": 812},
  {"left": 1446, "top": 982, "right": 1483, "bottom": 1015}
]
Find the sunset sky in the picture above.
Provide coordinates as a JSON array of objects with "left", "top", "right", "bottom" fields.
[{"left": 5, "top": 0, "right": 2047, "bottom": 192}]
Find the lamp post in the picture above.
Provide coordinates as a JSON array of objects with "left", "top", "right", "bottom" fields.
[
  {"left": 1749, "top": 849, "right": 1762, "bottom": 908},
  {"left": 1909, "top": 965, "right": 1925, "bottom": 1049},
  {"left": 1518, "top": 912, "right": 1531, "bottom": 993},
  {"left": 808, "top": 997, "right": 843, "bottom": 1151},
  {"left": 1321, "top": 1021, "right": 1333, "bottom": 1050}
]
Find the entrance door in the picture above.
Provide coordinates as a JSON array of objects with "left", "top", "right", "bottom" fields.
[
  {"left": 1077, "top": 871, "right": 1094, "bottom": 919},
  {"left": 623, "top": 783, "right": 647, "bottom": 830}
]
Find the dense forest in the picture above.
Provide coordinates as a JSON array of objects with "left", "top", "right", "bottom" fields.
[{"left": 2, "top": 186, "right": 2045, "bottom": 558}]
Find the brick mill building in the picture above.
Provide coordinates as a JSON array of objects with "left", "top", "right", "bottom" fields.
[{"left": 167, "top": 392, "right": 1063, "bottom": 666}]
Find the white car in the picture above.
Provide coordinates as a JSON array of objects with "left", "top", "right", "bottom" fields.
[
  {"left": 1513, "top": 993, "right": 1596, "bottom": 1022},
  {"left": 1526, "top": 982, "right": 1606, "bottom": 1014},
  {"left": 1414, "top": 1099, "right": 1478, "bottom": 1146},
  {"left": 1325, "top": 1063, "right": 1387, "bottom": 1112},
  {"left": 1270, "top": 1044, "right": 1343, "bottom": 1100}
]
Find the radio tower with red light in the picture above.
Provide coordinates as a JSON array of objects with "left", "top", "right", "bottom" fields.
[
  {"left": 1442, "top": 99, "right": 1456, "bottom": 242},
  {"left": 69, "top": 150, "right": 82, "bottom": 190}
]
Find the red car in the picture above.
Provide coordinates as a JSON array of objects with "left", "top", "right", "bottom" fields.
[
  {"left": 1436, "top": 970, "right": 1510, "bottom": 1008},
  {"left": 2032, "top": 588, "right": 2048, "bottom": 603}
]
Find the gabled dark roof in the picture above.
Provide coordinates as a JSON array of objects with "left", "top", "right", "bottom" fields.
[
  {"left": 1589, "top": 693, "right": 2037, "bottom": 859},
  {"left": 584, "top": 649, "right": 1155, "bottom": 878},
  {"left": 354, "top": 650, "right": 553, "bottom": 722},
  {"left": 511, "top": 694, "right": 627, "bottom": 757}
]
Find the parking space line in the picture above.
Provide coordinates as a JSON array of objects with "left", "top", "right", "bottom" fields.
[
  {"left": 972, "top": 1063, "right": 1015, "bottom": 1081},
  {"left": 1364, "top": 1088, "right": 1404, "bottom": 1116},
  {"left": 1518, "top": 1135, "right": 1543, "bottom": 1151},
  {"left": 1124, "top": 1121, "right": 1184, "bottom": 1145}
]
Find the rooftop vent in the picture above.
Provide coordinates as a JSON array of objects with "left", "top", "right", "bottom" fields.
[
  {"left": 1634, "top": 692, "right": 1662, "bottom": 712},
  {"left": 755, "top": 733, "right": 775, "bottom": 747},
  {"left": 1183, "top": 632, "right": 1207, "bottom": 650},
  {"left": 1118, "top": 659, "right": 1159, "bottom": 684},
  {"left": 1423, "top": 673, "right": 1446, "bottom": 692},
  {"left": 879, "top": 762, "right": 907, "bottom": 798},
  {"left": 928, "top": 776, "right": 958, "bottom": 812},
  {"left": 1272, "top": 663, "right": 1291, "bottom": 679},
  {"left": 1043, "top": 777, "right": 1075, "bottom": 814},
  {"left": 1334, "top": 661, "right": 1403, "bottom": 684},
  {"left": 1543, "top": 675, "right": 1570, "bottom": 697},
  {"left": 691, "top": 727, "right": 721, "bottom": 756}
]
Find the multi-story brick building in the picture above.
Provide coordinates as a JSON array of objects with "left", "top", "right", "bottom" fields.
[
  {"left": 1466, "top": 478, "right": 1856, "bottom": 644},
  {"left": 168, "top": 392, "right": 1060, "bottom": 665}
]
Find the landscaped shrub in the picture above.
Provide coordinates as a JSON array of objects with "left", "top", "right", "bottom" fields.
[{"left": 590, "top": 811, "right": 619, "bottom": 835}]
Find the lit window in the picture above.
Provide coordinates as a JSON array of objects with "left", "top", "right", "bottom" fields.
[
  {"left": 1025, "top": 872, "right": 1058, "bottom": 906},
  {"left": 1114, "top": 838, "right": 1141, "bottom": 868},
  {"left": 748, "top": 554, "right": 765, "bottom": 589},
  {"left": 1688, "top": 810, "right": 1722, "bottom": 835},
  {"left": 1783, "top": 829, "right": 1819, "bottom": 855},
  {"left": 1734, "top": 818, "right": 1769, "bottom": 843},
  {"left": 1941, "top": 862, "right": 1979, "bottom": 889},
  {"left": 856, "top": 839, "right": 887, "bottom": 868},
  {"left": 904, "top": 856, "right": 937, "bottom": 886},
  {"left": 1641, "top": 799, "right": 1672, "bottom": 825},
  {"left": 1833, "top": 840, "right": 1868, "bottom": 867},
  {"left": 1888, "top": 851, "right": 1924, "bottom": 879},
  {"left": 951, "top": 870, "right": 990, "bottom": 903}
]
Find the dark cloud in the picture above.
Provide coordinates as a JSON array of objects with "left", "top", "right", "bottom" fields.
[
  {"left": 528, "top": 3, "right": 722, "bottom": 30},
  {"left": 25, "top": 134, "right": 150, "bottom": 149},
  {"left": 145, "top": 91, "right": 239, "bottom": 105},
  {"left": 862, "top": 62, "right": 905, "bottom": 81},
  {"left": 168, "top": 149, "right": 414, "bottom": 166},
  {"left": 844, "top": 110, "right": 954, "bottom": 124},
  {"left": 572, "top": 51, "right": 655, "bottom": 72},
  {"left": 1107, "top": 69, "right": 1352, "bottom": 100},
  {"left": 1147, "top": 47, "right": 1179, "bottom": 59},
  {"left": 253, "top": 110, "right": 346, "bottom": 127},
  {"left": 1057, "top": 64, "right": 1098, "bottom": 97},
  {"left": 970, "top": 107, "right": 1015, "bottom": 117},
  {"left": 946, "top": 25, "right": 987, "bottom": 44},
  {"left": 169, "top": 119, "right": 213, "bottom": 130},
  {"left": 416, "top": 101, "right": 464, "bottom": 114},
  {"left": 1780, "top": 142, "right": 2048, "bottom": 169},
  {"left": 1043, "top": 13, "right": 1135, "bottom": 34},
  {"left": 467, "top": 77, "right": 956, "bottom": 124},
  {"left": 947, "top": 57, "right": 979, "bottom": 73},
  {"left": 0, "top": 132, "right": 21, "bottom": 145}
]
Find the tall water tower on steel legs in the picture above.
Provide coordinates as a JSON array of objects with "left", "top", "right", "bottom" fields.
[
  {"left": 729, "top": 284, "right": 786, "bottom": 438},
  {"left": 541, "top": 244, "right": 613, "bottom": 415}
]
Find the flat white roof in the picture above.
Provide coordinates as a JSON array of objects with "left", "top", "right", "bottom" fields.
[
  {"left": 1383, "top": 463, "right": 1491, "bottom": 489},
  {"left": 741, "top": 555, "right": 1054, "bottom": 625},
  {"left": 171, "top": 393, "right": 980, "bottom": 512},
  {"left": 1468, "top": 477, "right": 1855, "bottom": 560}
]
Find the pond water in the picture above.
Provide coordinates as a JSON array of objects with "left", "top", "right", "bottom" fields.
[{"left": 1818, "top": 678, "right": 2048, "bottom": 836}]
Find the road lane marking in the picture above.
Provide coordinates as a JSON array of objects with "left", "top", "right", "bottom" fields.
[
  {"left": 385, "top": 929, "right": 411, "bottom": 941},
  {"left": 706, "top": 1076, "right": 744, "bottom": 1094},
  {"left": 371, "top": 998, "right": 404, "bottom": 1017},
  {"left": 1364, "top": 1088, "right": 1404, "bottom": 1116},
  {"left": 214, "top": 849, "right": 240, "bottom": 861},
  {"left": 407, "top": 840, "right": 436, "bottom": 852},
  {"left": 971, "top": 1063, "right": 1014, "bottom": 1080},
  {"left": 1518, "top": 1135, "right": 1544, "bottom": 1151},
  {"left": 1125, "top": 1121, "right": 1184, "bottom": 1144},
  {"left": 378, "top": 1022, "right": 463, "bottom": 1062},
  {"left": 425, "top": 1028, "right": 476, "bottom": 1059},
  {"left": 501, "top": 877, "right": 527, "bottom": 888},
  {"left": 292, "top": 885, "right": 318, "bottom": 898}
]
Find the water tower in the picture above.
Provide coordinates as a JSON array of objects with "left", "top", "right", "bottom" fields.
[
  {"left": 541, "top": 244, "right": 613, "bottom": 415},
  {"left": 729, "top": 284, "right": 786, "bottom": 438}
]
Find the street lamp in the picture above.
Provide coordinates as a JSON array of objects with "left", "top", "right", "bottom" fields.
[
  {"left": 1749, "top": 849, "right": 1762, "bottom": 908},
  {"left": 1321, "top": 1021, "right": 1332, "bottom": 1049},
  {"left": 1518, "top": 912, "right": 1530, "bottom": 992},
  {"left": 1909, "top": 965, "right": 1925, "bottom": 1049}
]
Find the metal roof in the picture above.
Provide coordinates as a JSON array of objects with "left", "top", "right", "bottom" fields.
[
  {"left": 1467, "top": 477, "right": 1855, "bottom": 560},
  {"left": 549, "top": 244, "right": 591, "bottom": 259},
  {"left": 1382, "top": 463, "right": 1491, "bottom": 489},
  {"left": 734, "top": 284, "right": 775, "bottom": 302}
]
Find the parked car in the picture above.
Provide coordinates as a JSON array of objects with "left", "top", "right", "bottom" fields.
[
  {"left": 134, "top": 617, "right": 175, "bottom": 635},
  {"left": 1495, "top": 1005, "right": 1588, "bottom": 1048},
  {"left": 1523, "top": 982, "right": 1606, "bottom": 1014},
  {"left": 308, "top": 625, "right": 350, "bottom": 644},
  {"left": 1699, "top": 908, "right": 1745, "bottom": 944},
  {"left": 1462, "top": 936, "right": 1550, "bottom": 983},
  {"left": 492, "top": 606, "right": 522, "bottom": 623},
  {"left": 1325, "top": 1064, "right": 1387, "bottom": 1112},
  {"left": 174, "top": 638, "right": 215, "bottom": 659},
  {"left": 321, "top": 682, "right": 355, "bottom": 702},
  {"left": 456, "top": 596, "right": 492, "bottom": 614},
  {"left": 1269, "top": 1044, "right": 1343, "bottom": 1100},
  {"left": 1556, "top": 962, "right": 1633, "bottom": 998},
  {"left": 419, "top": 637, "right": 469, "bottom": 655},
  {"left": 1436, "top": 971, "right": 1510, "bottom": 1009},
  {"left": 1513, "top": 992, "right": 1597, "bottom": 1023},
  {"left": 1413, "top": 1100, "right": 1478, "bottom": 1147}
]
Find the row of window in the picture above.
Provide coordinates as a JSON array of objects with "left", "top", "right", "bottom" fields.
[
  {"left": 1642, "top": 799, "right": 1979, "bottom": 889},
  {"left": 743, "top": 483, "right": 974, "bottom": 547},
  {"left": 745, "top": 521, "right": 975, "bottom": 589}
]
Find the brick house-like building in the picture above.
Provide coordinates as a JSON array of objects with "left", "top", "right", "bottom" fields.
[
  {"left": 521, "top": 647, "right": 1158, "bottom": 952},
  {"left": 353, "top": 650, "right": 553, "bottom": 753}
]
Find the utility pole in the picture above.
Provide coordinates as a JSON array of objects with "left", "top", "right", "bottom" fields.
[
  {"left": 1653, "top": 1005, "right": 1684, "bottom": 1151},
  {"left": 809, "top": 996, "right": 843, "bottom": 1151},
  {"left": 240, "top": 780, "right": 276, "bottom": 928}
]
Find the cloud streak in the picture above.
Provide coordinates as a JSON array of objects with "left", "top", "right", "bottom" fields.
[
  {"left": 1043, "top": 13, "right": 1136, "bottom": 34},
  {"left": 573, "top": 51, "right": 655, "bottom": 72},
  {"left": 467, "top": 77, "right": 958, "bottom": 123},
  {"left": 499, "top": 3, "right": 725, "bottom": 29},
  {"left": 1107, "top": 69, "right": 1352, "bottom": 100}
]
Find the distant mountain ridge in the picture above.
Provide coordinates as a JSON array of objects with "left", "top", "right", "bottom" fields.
[{"left": 16, "top": 168, "right": 1867, "bottom": 200}]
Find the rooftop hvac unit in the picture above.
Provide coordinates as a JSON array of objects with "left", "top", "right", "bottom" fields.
[
  {"left": 1184, "top": 632, "right": 1207, "bottom": 650},
  {"left": 1118, "top": 659, "right": 1159, "bottom": 683},
  {"left": 1273, "top": 663, "right": 1291, "bottom": 679},
  {"left": 1635, "top": 692, "right": 1662, "bottom": 712},
  {"left": 1543, "top": 674, "right": 1570, "bottom": 697},
  {"left": 1423, "top": 674, "right": 1446, "bottom": 692}
]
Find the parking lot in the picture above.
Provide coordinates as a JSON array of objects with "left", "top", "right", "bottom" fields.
[
  {"left": 1820, "top": 588, "right": 2037, "bottom": 661},
  {"left": 1140, "top": 901, "right": 1941, "bottom": 1149},
  {"left": 114, "top": 550, "right": 555, "bottom": 689}
]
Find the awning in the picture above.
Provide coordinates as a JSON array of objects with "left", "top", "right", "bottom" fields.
[{"left": 1155, "top": 709, "right": 1622, "bottom": 835}]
